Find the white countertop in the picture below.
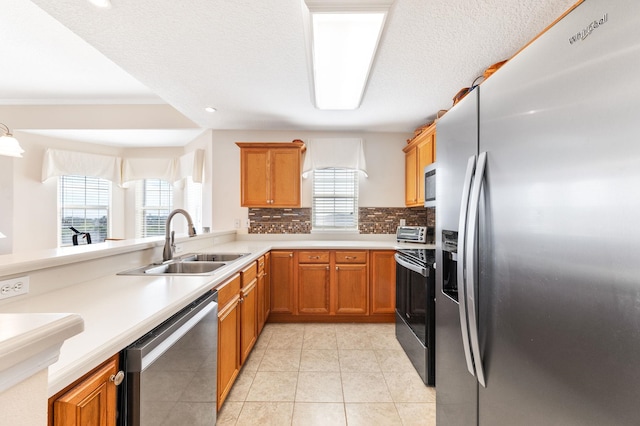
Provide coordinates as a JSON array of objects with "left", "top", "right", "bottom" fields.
[
  {"left": 0, "top": 238, "right": 433, "bottom": 396},
  {"left": 0, "top": 313, "right": 84, "bottom": 393}
]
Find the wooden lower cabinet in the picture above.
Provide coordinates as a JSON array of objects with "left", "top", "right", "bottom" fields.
[
  {"left": 334, "top": 263, "right": 368, "bottom": 315},
  {"left": 269, "top": 250, "right": 394, "bottom": 322},
  {"left": 370, "top": 250, "right": 397, "bottom": 315},
  {"left": 217, "top": 274, "right": 241, "bottom": 411},
  {"left": 270, "top": 251, "right": 295, "bottom": 315},
  {"left": 240, "top": 263, "right": 258, "bottom": 365},
  {"left": 263, "top": 252, "right": 271, "bottom": 323},
  {"left": 49, "top": 355, "right": 121, "bottom": 426},
  {"left": 298, "top": 263, "right": 331, "bottom": 314}
]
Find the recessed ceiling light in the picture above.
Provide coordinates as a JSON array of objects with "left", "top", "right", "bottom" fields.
[
  {"left": 88, "top": 0, "right": 112, "bottom": 9},
  {"left": 205, "top": 106, "right": 217, "bottom": 113}
]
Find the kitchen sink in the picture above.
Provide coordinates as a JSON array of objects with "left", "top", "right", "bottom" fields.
[
  {"left": 144, "top": 261, "right": 227, "bottom": 274},
  {"left": 181, "top": 253, "right": 249, "bottom": 262},
  {"left": 118, "top": 252, "right": 250, "bottom": 276}
]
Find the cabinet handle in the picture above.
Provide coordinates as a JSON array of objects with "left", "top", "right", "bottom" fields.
[
  {"left": 289, "top": 253, "right": 293, "bottom": 258},
  {"left": 345, "top": 256, "right": 356, "bottom": 260},
  {"left": 309, "top": 256, "right": 320, "bottom": 259},
  {"left": 239, "top": 297, "right": 244, "bottom": 304},
  {"left": 336, "top": 266, "right": 339, "bottom": 271},
  {"left": 110, "top": 371, "right": 125, "bottom": 386},
  {"left": 326, "top": 266, "right": 329, "bottom": 270}
]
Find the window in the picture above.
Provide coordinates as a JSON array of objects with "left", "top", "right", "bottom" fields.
[
  {"left": 312, "top": 168, "right": 359, "bottom": 231},
  {"left": 135, "top": 179, "right": 173, "bottom": 238},
  {"left": 59, "top": 175, "right": 110, "bottom": 246}
]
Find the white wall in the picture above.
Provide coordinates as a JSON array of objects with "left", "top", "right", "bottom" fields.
[
  {"left": 210, "top": 130, "right": 409, "bottom": 232},
  {"left": 0, "top": 157, "right": 13, "bottom": 255}
]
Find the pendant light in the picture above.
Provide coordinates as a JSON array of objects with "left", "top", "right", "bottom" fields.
[{"left": 0, "top": 123, "right": 25, "bottom": 158}]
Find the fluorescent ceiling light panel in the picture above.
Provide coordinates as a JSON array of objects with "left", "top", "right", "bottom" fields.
[{"left": 304, "top": 1, "right": 392, "bottom": 110}]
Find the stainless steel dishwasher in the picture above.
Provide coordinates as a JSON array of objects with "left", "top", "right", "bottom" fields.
[{"left": 124, "top": 290, "right": 218, "bottom": 426}]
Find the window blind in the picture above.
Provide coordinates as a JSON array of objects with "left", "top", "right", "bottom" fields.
[
  {"left": 59, "top": 175, "right": 110, "bottom": 246},
  {"left": 135, "top": 179, "right": 173, "bottom": 238},
  {"left": 312, "top": 168, "right": 359, "bottom": 230}
]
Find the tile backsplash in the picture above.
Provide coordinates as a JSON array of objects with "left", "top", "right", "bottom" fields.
[{"left": 248, "top": 207, "right": 435, "bottom": 234}]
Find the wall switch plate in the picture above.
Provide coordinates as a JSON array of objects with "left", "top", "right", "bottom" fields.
[
  {"left": 0, "top": 276, "right": 30, "bottom": 300},
  {"left": 400, "top": 219, "right": 406, "bottom": 226},
  {"left": 245, "top": 219, "right": 251, "bottom": 228}
]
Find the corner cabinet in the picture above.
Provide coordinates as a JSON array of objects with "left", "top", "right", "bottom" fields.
[
  {"left": 236, "top": 140, "right": 306, "bottom": 207},
  {"left": 404, "top": 123, "right": 436, "bottom": 207}
]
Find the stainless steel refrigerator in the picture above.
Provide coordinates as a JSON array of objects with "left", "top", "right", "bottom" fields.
[{"left": 435, "top": 1, "right": 640, "bottom": 424}]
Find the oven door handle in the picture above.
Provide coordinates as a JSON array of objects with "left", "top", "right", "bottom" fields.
[{"left": 394, "top": 253, "right": 427, "bottom": 277}]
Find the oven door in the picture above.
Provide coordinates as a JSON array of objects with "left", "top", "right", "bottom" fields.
[{"left": 395, "top": 253, "right": 429, "bottom": 345}]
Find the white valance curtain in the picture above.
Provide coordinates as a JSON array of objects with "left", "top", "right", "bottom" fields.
[
  {"left": 42, "top": 148, "right": 206, "bottom": 185},
  {"left": 42, "top": 149, "right": 122, "bottom": 183},
  {"left": 302, "top": 138, "right": 368, "bottom": 178}
]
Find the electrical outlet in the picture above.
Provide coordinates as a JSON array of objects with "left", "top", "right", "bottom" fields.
[
  {"left": 245, "top": 219, "right": 251, "bottom": 228},
  {"left": 174, "top": 243, "right": 184, "bottom": 254},
  {"left": 0, "top": 276, "right": 29, "bottom": 300},
  {"left": 234, "top": 219, "right": 241, "bottom": 228},
  {"left": 400, "top": 219, "right": 406, "bottom": 226}
]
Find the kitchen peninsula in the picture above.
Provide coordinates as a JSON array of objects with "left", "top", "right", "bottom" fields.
[{"left": 0, "top": 230, "right": 427, "bottom": 423}]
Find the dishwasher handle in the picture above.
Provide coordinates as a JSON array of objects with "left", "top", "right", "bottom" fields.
[{"left": 126, "top": 291, "right": 218, "bottom": 372}]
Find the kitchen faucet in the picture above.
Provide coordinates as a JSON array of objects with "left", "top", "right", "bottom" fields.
[{"left": 162, "top": 209, "right": 197, "bottom": 262}]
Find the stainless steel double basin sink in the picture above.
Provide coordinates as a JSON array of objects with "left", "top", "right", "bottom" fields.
[{"left": 118, "top": 253, "right": 250, "bottom": 276}]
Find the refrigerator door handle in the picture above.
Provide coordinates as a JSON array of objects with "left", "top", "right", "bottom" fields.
[
  {"left": 457, "top": 154, "right": 477, "bottom": 376},
  {"left": 466, "top": 151, "right": 487, "bottom": 387}
]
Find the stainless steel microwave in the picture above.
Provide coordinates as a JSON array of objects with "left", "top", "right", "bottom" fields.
[{"left": 424, "top": 163, "right": 436, "bottom": 207}]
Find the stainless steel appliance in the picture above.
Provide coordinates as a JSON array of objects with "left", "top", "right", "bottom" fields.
[
  {"left": 396, "top": 226, "right": 435, "bottom": 385},
  {"left": 436, "top": 1, "right": 640, "bottom": 424},
  {"left": 424, "top": 163, "right": 436, "bottom": 208},
  {"left": 124, "top": 291, "right": 218, "bottom": 426}
]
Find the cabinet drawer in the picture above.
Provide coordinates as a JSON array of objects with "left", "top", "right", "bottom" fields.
[
  {"left": 257, "top": 255, "right": 265, "bottom": 274},
  {"left": 335, "top": 251, "right": 367, "bottom": 264},
  {"left": 218, "top": 273, "right": 241, "bottom": 307},
  {"left": 298, "top": 251, "right": 330, "bottom": 263},
  {"left": 241, "top": 262, "right": 258, "bottom": 286}
]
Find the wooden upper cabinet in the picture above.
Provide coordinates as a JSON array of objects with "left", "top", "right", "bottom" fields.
[
  {"left": 404, "top": 123, "right": 436, "bottom": 207},
  {"left": 237, "top": 140, "right": 305, "bottom": 208}
]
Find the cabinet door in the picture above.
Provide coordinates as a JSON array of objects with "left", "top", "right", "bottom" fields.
[
  {"left": 264, "top": 252, "right": 271, "bottom": 321},
  {"left": 405, "top": 146, "right": 418, "bottom": 206},
  {"left": 298, "top": 264, "right": 331, "bottom": 314},
  {"left": 257, "top": 258, "right": 266, "bottom": 334},
  {"left": 240, "top": 278, "right": 258, "bottom": 365},
  {"left": 334, "top": 264, "right": 369, "bottom": 315},
  {"left": 270, "top": 148, "right": 301, "bottom": 207},
  {"left": 270, "top": 251, "right": 295, "bottom": 314},
  {"left": 370, "top": 250, "right": 397, "bottom": 314},
  {"left": 217, "top": 296, "right": 240, "bottom": 410},
  {"left": 240, "top": 148, "right": 270, "bottom": 207},
  {"left": 53, "top": 356, "right": 118, "bottom": 426},
  {"left": 417, "top": 134, "right": 435, "bottom": 205}
]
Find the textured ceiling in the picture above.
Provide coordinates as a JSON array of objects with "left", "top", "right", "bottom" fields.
[{"left": 1, "top": 0, "right": 577, "bottom": 145}]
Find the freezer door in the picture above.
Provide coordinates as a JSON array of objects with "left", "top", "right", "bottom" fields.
[
  {"left": 435, "top": 88, "right": 479, "bottom": 424},
  {"left": 477, "top": 0, "right": 640, "bottom": 424}
]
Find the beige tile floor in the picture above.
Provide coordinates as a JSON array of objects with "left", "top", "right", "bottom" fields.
[{"left": 216, "top": 322, "right": 436, "bottom": 425}]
